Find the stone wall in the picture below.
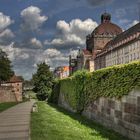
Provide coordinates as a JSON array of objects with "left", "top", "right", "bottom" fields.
[
  {"left": 0, "top": 86, "right": 16, "bottom": 103},
  {"left": 1, "top": 82, "right": 23, "bottom": 102},
  {"left": 58, "top": 92, "right": 76, "bottom": 113},
  {"left": 59, "top": 88, "right": 140, "bottom": 140}
]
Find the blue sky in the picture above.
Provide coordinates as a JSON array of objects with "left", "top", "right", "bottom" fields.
[{"left": 0, "top": 0, "right": 139, "bottom": 79}]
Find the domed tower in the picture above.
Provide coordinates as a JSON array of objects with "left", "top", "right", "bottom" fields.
[{"left": 86, "top": 12, "right": 122, "bottom": 56}]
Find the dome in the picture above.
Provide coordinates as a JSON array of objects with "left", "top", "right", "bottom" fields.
[
  {"left": 93, "top": 22, "right": 122, "bottom": 35},
  {"left": 92, "top": 12, "right": 122, "bottom": 36}
]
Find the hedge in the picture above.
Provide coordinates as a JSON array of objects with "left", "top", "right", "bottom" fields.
[{"left": 52, "top": 61, "right": 140, "bottom": 113}]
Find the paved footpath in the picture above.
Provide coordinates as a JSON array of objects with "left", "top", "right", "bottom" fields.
[{"left": 0, "top": 100, "right": 35, "bottom": 140}]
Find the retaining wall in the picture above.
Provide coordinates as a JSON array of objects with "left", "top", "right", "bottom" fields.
[{"left": 58, "top": 88, "right": 140, "bottom": 140}]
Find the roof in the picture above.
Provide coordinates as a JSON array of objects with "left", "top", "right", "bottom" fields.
[
  {"left": 92, "top": 22, "right": 122, "bottom": 36},
  {"left": 8, "top": 75, "right": 23, "bottom": 83},
  {"left": 106, "top": 22, "right": 140, "bottom": 47},
  {"left": 96, "top": 22, "right": 140, "bottom": 58}
]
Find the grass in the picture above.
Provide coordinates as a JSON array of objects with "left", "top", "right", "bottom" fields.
[
  {"left": 0, "top": 102, "right": 17, "bottom": 112},
  {"left": 31, "top": 102, "right": 129, "bottom": 140}
]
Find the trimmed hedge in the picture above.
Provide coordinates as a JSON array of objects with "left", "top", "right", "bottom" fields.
[{"left": 52, "top": 61, "right": 140, "bottom": 113}]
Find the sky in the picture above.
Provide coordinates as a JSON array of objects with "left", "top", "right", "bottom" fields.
[{"left": 0, "top": 0, "right": 139, "bottom": 79}]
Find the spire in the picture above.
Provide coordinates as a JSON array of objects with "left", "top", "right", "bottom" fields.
[{"left": 101, "top": 12, "right": 111, "bottom": 23}]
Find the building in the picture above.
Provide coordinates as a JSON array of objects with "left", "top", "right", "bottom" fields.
[
  {"left": 54, "top": 66, "right": 69, "bottom": 79},
  {"left": 95, "top": 22, "right": 140, "bottom": 70},
  {"left": 70, "top": 12, "right": 123, "bottom": 74},
  {"left": 0, "top": 75, "right": 23, "bottom": 102},
  {"left": 86, "top": 12, "right": 122, "bottom": 55}
]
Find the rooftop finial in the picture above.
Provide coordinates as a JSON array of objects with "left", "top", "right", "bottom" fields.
[{"left": 101, "top": 12, "right": 111, "bottom": 23}]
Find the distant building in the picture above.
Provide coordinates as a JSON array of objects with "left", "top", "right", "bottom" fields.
[
  {"left": 0, "top": 75, "right": 23, "bottom": 102},
  {"left": 70, "top": 49, "right": 94, "bottom": 73},
  {"left": 54, "top": 66, "right": 69, "bottom": 79},
  {"left": 95, "top": 23, "right": 140, "bottom": 69}
]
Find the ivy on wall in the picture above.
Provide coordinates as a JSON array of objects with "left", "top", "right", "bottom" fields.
[{"left": 52, "top": 61, "right": 140, "bottom": 113}]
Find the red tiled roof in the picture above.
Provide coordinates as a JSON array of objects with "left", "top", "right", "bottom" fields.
[{"left": 92, "top": 22, "right": 122, "bottom": 35}]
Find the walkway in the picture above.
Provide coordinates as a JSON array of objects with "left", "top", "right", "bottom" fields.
[{"left": 0, "top": 100, "right": 35, "bottom": 140}]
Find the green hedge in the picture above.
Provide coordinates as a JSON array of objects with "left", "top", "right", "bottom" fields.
[
  {"left": 49, "top": 80, "right": 60, "bottom": 104},
  {"left": 53, "top": 61, "right": 140, "bottom": 113}
]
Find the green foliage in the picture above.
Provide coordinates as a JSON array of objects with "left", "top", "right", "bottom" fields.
[
  {"left": 0, "top": 49, "right": 14, "bottom": 82},
  {"left": 32, "top": 62, "right": 53, "bottom": 101},
  {"left": 57, "top": 61, "right": 140, "bottom": 112},
  {"left": 48, "top": 79, "right": 60, "bottom": 104}
]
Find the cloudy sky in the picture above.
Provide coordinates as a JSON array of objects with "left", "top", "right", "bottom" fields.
[{"left": 0, "top": 0, "right": 139, "bottom": 79}]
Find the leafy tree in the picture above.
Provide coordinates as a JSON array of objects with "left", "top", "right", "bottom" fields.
[
  {"left": 32, "top": 62, "right": 53, "bottom": 100},
  {"left": 0, "top": 49, "right": 14, "bottom": 82}
]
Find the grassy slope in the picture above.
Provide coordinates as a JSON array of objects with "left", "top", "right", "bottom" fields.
[
  {"left": 31, "top": 102, "right": 128, "bottom": 140},
  {"left": 0, "top": 102, "right": 17, "bottom": 112}
]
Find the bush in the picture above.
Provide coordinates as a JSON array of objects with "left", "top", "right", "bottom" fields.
[
  {"left": 49, "top": 80, "right": 60, "bottom": 104},
  {"left": 52, "top": 61, "right": 140, "bottom": 113}
]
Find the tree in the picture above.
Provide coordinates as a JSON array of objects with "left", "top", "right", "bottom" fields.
[
  {"left": 0, "top": 49, "right": 14, "bottom": 82},
  {"left": 32, "top": 62, "right": 53, "bottom": 100}
]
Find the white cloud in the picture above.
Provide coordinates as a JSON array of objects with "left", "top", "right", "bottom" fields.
[
  {"left": 21, "top": 6, "right": 48, "bottom": 31},
  {"left": 0, "top": 29, "right": 15, "bottom": 38},
  {"left": 0, "top": 43, "right": 69, "bottom": 79},
  {"left": 129, "top": 20, "right": 139, "bottom": 27},
  {"left": 44, "top": 18, "right": 98, "bottom": 48},
  {"left": 34, "top": 48, "right": 69, "bottom": 69},
  {"left": 30, "top": 38, "right": 43, "bottom": 48},
  {"left": 0, "top": 12, "right": 14, "bottom": 31},
  {"left": 0, "top": 29, "right": 15, "bottom": 45},
  {"left": 0, "top": 42, "right": 30, "bottom": 61}
]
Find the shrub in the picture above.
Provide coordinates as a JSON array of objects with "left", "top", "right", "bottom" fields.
[{"left": 49, "top": 80, "right": 60, "bottom": 104}]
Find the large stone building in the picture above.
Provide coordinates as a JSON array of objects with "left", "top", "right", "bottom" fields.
[
  {"left": 70, "top": 12, "right": 140, "bottom": 73},
  {"left": 95, "top": 22, "right": 140, "bottom": 69},
  {"left": 86, "top": 12, "right": 122, "bottom": 56}
]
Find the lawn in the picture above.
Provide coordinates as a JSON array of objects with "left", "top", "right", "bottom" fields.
[
  {"left": 31, "top": 102, "right": 128, "bottom": 140},
  {"left": 0, "top": 102, "right": 17, "bottom": 112}
]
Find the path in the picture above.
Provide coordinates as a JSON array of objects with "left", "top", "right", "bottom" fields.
[{"left": 0, "top": 100, "right": 35, "bottom": 140}]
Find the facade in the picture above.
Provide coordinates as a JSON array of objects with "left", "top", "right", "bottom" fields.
[
  {"left": 95, "top": 23, "right": 140, "bottom": 70},
  {"left": 0, "top": 75, "right": 23, "bottom": 102}
]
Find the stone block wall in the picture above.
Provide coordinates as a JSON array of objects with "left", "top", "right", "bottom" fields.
[
  {"left": 0, "top": 86, "right": 16, "bottom": 103},
  {"left": 58, "top": 92, "right": 76, "bottom": 113},
  {"left": 59, "top": 88, "right": 140, "bottom": 140}
]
